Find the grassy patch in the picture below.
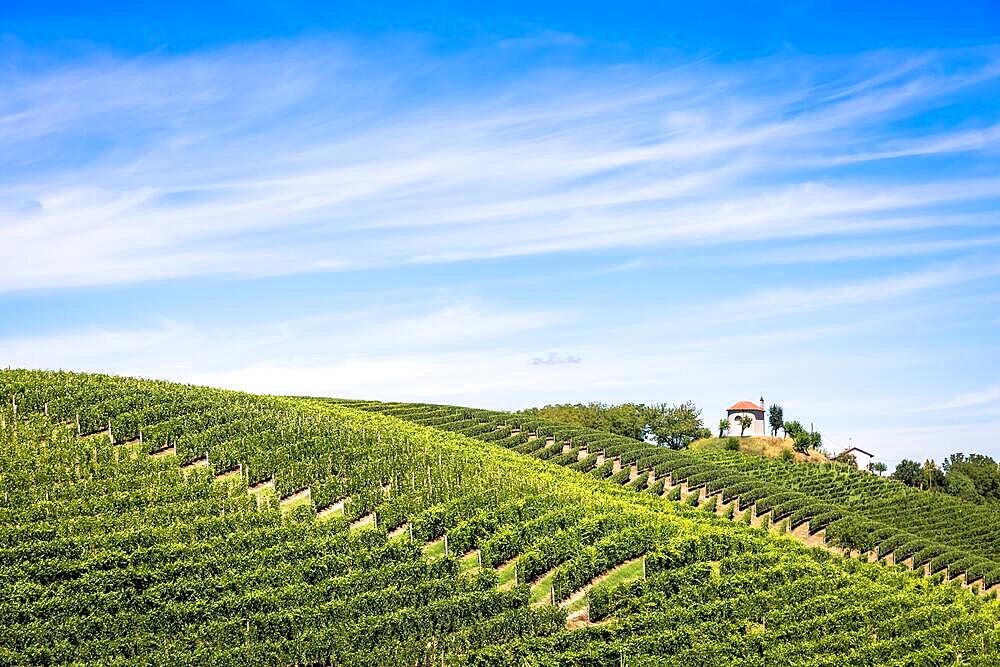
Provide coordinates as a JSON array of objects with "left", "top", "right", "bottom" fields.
[
  {"left": 599, "top": 557, "right": 645, "bottom": 588},
  {"left": 459, "top": 550, "right": 481, "bottom": 573},
  {"left": 691, "top": 436, "right": 829, "bottom": 463},
  {"left": 563, "top": 592, "right": 589, "bottom": 614},
  {"left": 530, "top": 571, "right": 555, "bottom": 605},
  {"left": 572, "top": 558, "right": 647, "bottom": 614},
  {"left": 317, "top": 505, "right": 346, "bottom": 522},
  {"left": 423, "top": 537, "right": 447, "bottom": 559},
  {"left": 497, "top": 559, "right": 518, "bottom": 588},
  {"left": 279, "top": 493, "right": 311, "bottom": 514}
]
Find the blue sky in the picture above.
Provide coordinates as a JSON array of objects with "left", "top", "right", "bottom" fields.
[{"left": 2, "top": 2, "right": 1000, "bottom": 466}]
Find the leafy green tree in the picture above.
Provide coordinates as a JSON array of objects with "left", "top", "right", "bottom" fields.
[
  {"left": 772, "top": 412, "right": 824, "bottom": 456},
  {"left": 783, "top": 420, "right": 805, "bottom": 444},
  {"left": 768, "top": 404, "right": 784, "bottom": 437},
  {"left": 922, "top": 459, "right": 946, "bottom": 491},
  {"left": 735, "top": 414, "right": 753, "bottom": 437},
  {"left": 942, "top": 453, "right": 1000, "bottom": 501},
  {"left": 718, "top": 418, "right": 730, "bottom": 438},
  {"left": 780, "top": 419, "right": 821, "bottom": 454},
  {"left": 793, "top": 430, "right": 822, "bottom": 454},
  {"left": 646, "top": 401, "right": 709, "bottom": 449},
  {"left": 808, "top": 430, "right": 823, "bottom": 451},
  {"left": 892, "top": 459, "right": 922, "bottom": 487},
  {"left": 945, "top": 470, "right": 979, "bottom": 502},
  {"left": 869, "top": 461, "right": 887, "bottom": 476}
]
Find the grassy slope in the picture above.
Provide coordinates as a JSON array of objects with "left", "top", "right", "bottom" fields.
[
  {"left": 2, "top": 371, "right": 999, "bottom": 665},
  {"left": 691, "top": 435, "right": 832, "bottom": 463},
  {"left": 343, "top": 398, "right": 1000, "bottom": 584}
]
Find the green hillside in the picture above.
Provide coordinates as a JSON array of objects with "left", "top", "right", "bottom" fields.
[
  {"left": 3, "top": 371, "right": 1000, "bottom": 665},
  {"left": 342, "top": 399, "right": 1000, "bottom": 591}
]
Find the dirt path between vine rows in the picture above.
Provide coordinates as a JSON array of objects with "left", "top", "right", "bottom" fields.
[{"left": 560, "top": 556, "right": 643, "bottom": 608}]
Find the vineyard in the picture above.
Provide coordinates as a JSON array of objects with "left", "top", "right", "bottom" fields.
[
  {"left": 339, "top": 399, "right": 1000, "bottom": 593},
  {"left": 2, "top": 370, "right": 1000, "bottom": 665}
]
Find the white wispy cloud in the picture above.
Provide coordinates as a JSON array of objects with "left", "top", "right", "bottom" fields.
[
  {"left": 941, "top": 386, "right": 1000, "bottom": 410},
  {"left": 702, "top": 261, "right": 1000, "bottom": 324},
  {"left": 1, "top": 40, "right": 999, "bottom": 291}
]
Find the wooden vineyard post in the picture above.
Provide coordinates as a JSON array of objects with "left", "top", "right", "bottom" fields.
[
  {"left": 408, "top": 523, "right": 413, "bottom": 542},
  {"left": 551, "top": 585, "right": 556, "bottom": 606},
  {"left": 514, "top": 561, "right": 518, "bottom": 587},
  {"left": 44, "top": 402, "right": 48, "bottom": 417},
  {"left": 443, "top": 534, "right": 449, "bottom": 556},
  {"left": 373, "top": 512, "right": 378, "bottom": 530},
  {"left": 642, "top": 556, "right": 647, "bottom": 580},
  {"left": 107, "top": 420, "right": 113, "bottom": 445},
  {"left": 139, "top": 429, "right": 143, "bottom": 448},
  {"left": 477, "top": 551, "right": 482, "bottom": 567}
]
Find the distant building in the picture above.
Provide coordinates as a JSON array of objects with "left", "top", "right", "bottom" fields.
[
  {"left": 727, "top": 400, "right": 765, "bottom": 437},
  {"left": 837, "top": 447, "right": 875, "bottom": 470}
]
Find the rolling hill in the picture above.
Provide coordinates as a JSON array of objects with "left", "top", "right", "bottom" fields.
[
  {"left": 340, "top": 399, "right": 1000, "bottom": 589},
  {"left": 2, "top": 370, "right": 999, "bottom": 665}
]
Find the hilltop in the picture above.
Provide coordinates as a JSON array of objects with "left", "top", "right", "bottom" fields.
[
  {"left": 690, "top": 435, "right": 832, "bottom": 464},
  {"left": 2, "top": 370, "right": 999, "bottom": 665}
]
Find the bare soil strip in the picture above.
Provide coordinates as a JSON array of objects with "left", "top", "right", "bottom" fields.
[
  {"left": 387, "top": 522, "right": 410, "bottom": 539},
  {"left": 213, "top": 468, "right": 241, "bottom": 482},
  {"left": 149, "top": 445, "right": 175, "bottom": 458},
  {"left": 180, "top": 455, "right": 208, "bottom": 470},
  {"left": 279, "top": 487, "right": 310, "bottom": 508},
  {"left": 247, "top": 476, "right": 274, "bottom": 494},
  {"left": 349, "top": 512, "right": 376, "bottom": 530},
  {"left": 317, "top": 498, "right": 347, "bottom": 520}
]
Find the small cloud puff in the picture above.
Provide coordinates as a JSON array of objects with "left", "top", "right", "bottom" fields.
[{"left": 531, "top": 352, "right": 582, "bottom": 366}]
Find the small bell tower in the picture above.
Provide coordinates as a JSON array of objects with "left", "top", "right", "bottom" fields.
[{"left": 760, "top": 395, "right": 766, "bottom": 436}]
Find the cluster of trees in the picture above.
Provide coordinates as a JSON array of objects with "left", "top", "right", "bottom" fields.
[
  {"left": 519, "top": 402, "right": 711, "bottom": 450},
  {"left": 716, "top": 403, "right": 822, "bottom": 455},
  {"left": 866, "top": 461, "right": 888, "bottom": 475},
  {"left": 892, "top": 453, "right": 1000, "bottom": 503},
  {"left": 765, "top": 405, "right": 822, "bottom": 453},
  {"left": 784, "top": 420, "right": 822, "bottom": 454}
]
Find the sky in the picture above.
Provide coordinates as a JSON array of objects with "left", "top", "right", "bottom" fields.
[{"left": 2, "top": 2, "right": 1000, "bottom": 467}]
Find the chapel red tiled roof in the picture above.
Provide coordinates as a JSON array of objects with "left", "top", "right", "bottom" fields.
[{"left": 727, "top": 401, "right": 763, "bottom": 412}]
